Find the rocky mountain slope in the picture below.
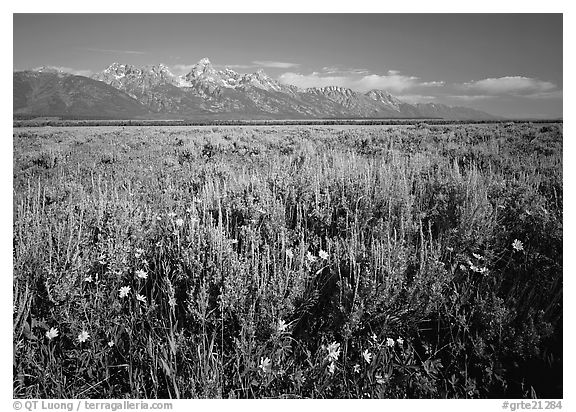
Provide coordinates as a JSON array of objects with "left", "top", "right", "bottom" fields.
[
  {"left": 14, "top": 70, "right": 150, "bottom": 118},
  {"left": 14, "top": 58, "right": 498, "bottom": 120}
]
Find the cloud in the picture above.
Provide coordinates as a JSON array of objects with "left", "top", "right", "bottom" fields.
[
  {"left": 446, "top": 95, "right": 495, "bottom": 101},
  {"left": 395, "top": 94, "right": 437, "bottom": 103},
  {"left": 461, "top": 76, "right": 556, "bottom": 95},
  {"left": 33, "top": 66, "right": 94, "bottom": 77},
  {"left": 278, "top": 71, "right": 424, "bottom": 93},
  {"left": 84, "top": 47, "right": 145, "bottom": 55},
  {"left": 320, "top": 66, "right": 371, "bottom": 75},
  {"left": 170, "top": 64, "right": 195, "bottom": 75},
  {"left": 420, "top": 81, "right": 445, "bottom": 87},
  {"left": 252, "top": 60, "right": 300, "bottom": 69},
  {"left": 221, "top": 64, "right": 255, "bottom": 70},
  {"left": 522, "top": 90, "right": 563, "bottom": 99}
]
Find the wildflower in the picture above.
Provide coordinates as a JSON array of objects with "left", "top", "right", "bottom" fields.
[
  {"left": 326, "top": 341, "right": 341, "bottom": 362},
  {"left": 119, "top": 286, "right": 131, "bottom": 298},
  {"left": 77, "top": 330, "right": 90, "bottom": 343},
  {"left": 277, "top": 319, "right": 288, "bottom": 333},
  {"left": 259, "top": 357, "right": 272, "bottom": 374},
  {"left": 136, "top": 294, "right": 146, "bottom": 303},
  {"left": 459, "top": 264, "right": 467, "bottom": 271},
  {"left": 306, "top": 251, "right": 317, "bottom": 263},
  {"left": 286, "top": 248, "right": 294, "bottom": 260},
  {"left": 84, "top": 275, "right": 93, "bottom": 283},
  {"left": 375, "top": 374, "right": 387, "bottom": 384},
  {"left": 512, "top": 239, "right": 524, "bottom": 252},
  {"left": 327, "top": 362, "right": 336, "bottom": 375},
  {"left": 353, "top": 364, "right": 361, "bottom": 374},
  {"left": 472, "top": 253, "right": 482, "bottom": 260},
  {"left": 319, "top": 250, "right": 329, "bottom": 260},
  {"left": 386, "top": 338, "right": 395, "bottom": 347},
  {"left": 108, "top": 340, "right": 114, "bottom": 347},
  {"left": 175, "top": 218, "right": 184, "bottom": 227},
  {"left": 397, "top": 337, "right": 404, "bottom": 346},
  {"left": 141, "top": 258, "right": 148, "bottom": 266},
  {"left": 135, "top": 248, "right": 144, "bottom": 258},
  {"left": 45, "top": 327, "right": 59, "bottom": 340},
  {"left": 362, "top": 349, "right": 372, "bottom": 364},
  {"left": 136, "top": 269, "right": 148, "bottom": 280}
]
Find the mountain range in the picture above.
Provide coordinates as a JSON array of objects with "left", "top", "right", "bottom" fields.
[{"left": 13, "top": 58, "right": 498, "bottom": 120}]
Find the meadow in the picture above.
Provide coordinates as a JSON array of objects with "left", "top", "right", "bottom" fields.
[{"left": 12, "top": 122, "right": 562, "bottom": 399}]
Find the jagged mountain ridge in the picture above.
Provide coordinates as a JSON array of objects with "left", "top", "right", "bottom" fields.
[{"left": 14, "top": 58, "right": 499, "bottom": 120}]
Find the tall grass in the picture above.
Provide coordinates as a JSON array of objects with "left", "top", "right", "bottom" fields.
[{"left": 13, "top": 123, "right": 562, "bottom": 398}]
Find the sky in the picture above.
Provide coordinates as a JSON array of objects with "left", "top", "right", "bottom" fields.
[{"left": 13, "top": 14, "right": 563, "bottom": 118}]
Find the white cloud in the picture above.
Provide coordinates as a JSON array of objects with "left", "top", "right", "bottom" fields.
[
  {"left": 462, "top": 76, "right": 556, "bottom": 95},
  {"left": 446, "top": 95, "right": 495, "bottom": 101},
  {"left": 252, "top": 60, "right": 300, "bottom": 69},
  {"left": 278, "top": 71, "right": 424, "bottom": 93},
  {"left": 33, "top": 66, "right": 93, "bottom": 77},
  {"left": 170, "top": 64, "right": 195, "bottom": 75},
  {"left": 84, "top": 48, "right": 145, "bottom": 55},
  {"left": 523, "top": 90, "right": 563, "bottom": 99},
  {"left": 395, "top": 95, "right": 437, "bottom": 103},
  {"left": 420, "top": 81, "right": 445, "bottom": 87}
]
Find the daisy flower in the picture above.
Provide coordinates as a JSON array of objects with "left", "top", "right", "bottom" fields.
[
  {"left": 259, "top": 357, "right": 272, "bottom": 374},
  {"left": 45, "top": 327, "right": 59, "bottom": 340},
  {"left": 119, "top": 286, "right": 131, "bottom": 298},
  {"left": 512, "top": 239, "right": 524, "bottom": 252},
  {"left": 175, "top": 218, "right": 184, "bottom": 227},
  {"left": 136, "top": 269, "right": 148, "bottom": 280},
  {"left": 319, "top": 250, "right": 329, "bottom": 260},
  {"left": 362, "top": 349, "right": 372, "bottom": 364},
  {"left": 277, "top": 319, "right": 288, "bottom": 333},
  {"left": 386, "top": 338, "right": 395, "bottom": 347},
  {"left": 77, "top": 331, "right": 90, "bottom": 343}
]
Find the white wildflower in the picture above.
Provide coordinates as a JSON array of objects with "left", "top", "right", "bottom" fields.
[
  {"left": 326, "top": 341, "right": 341, "bottom": 361},
  {"left": 45, "top": 327, "right": 59, "bottom": 340},
  {"left": 277, "top": 319, "right": 288, "bottom": 333},
  {"left": 362, "top": 349, "right": 372, "bottom": 364},
  {"left": 327, "top": 362, "right": 336, "bottom": 375},
  {"left": 77, "top": 330, "right": 90, "bottom": 343},
  {"left": 119, "top": 286, "right": 131, "bottom": 298},
  {"left": 512, "top": 239, "right": 524, "bottom": 252},
  {"left": 319, "top": 250, "right": 329, "bottom": 260},
  {"left": 259, "top": 357, "right": 272, "bottom": 374}
]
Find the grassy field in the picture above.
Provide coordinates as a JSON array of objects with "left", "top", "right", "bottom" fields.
[{"left": 13, "top": 123, "right": 562, "bottom": 399}]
